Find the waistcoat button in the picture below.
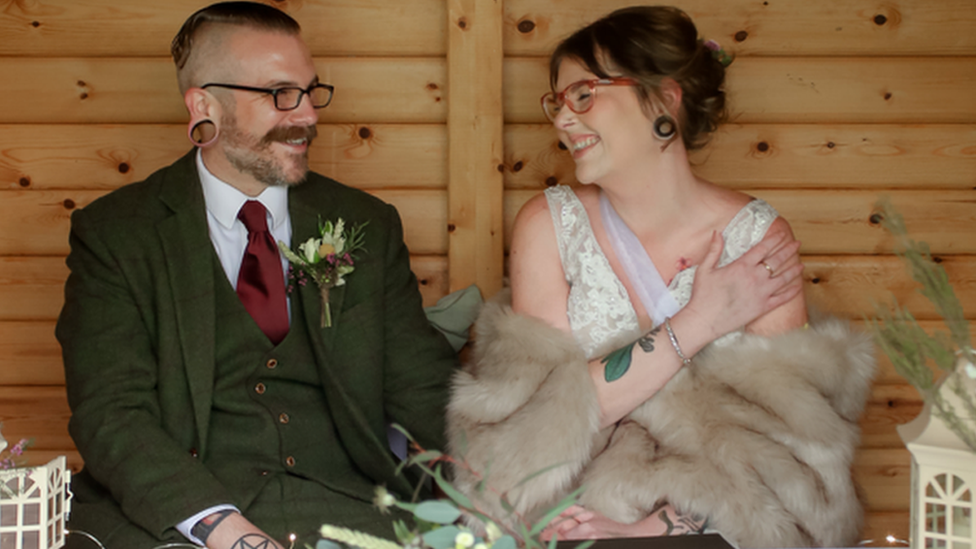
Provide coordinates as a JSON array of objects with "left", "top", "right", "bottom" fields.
[
  {"left": 255, "top": 382, "right": 266, "bottom": 395},
  {"left": 266, "top": 358, "right": 277, "bottom": 369},
  {"left": 285, "top": 456, "right": 296, "bottom": 467},
  {"left": 278, "top": 413, "right": 290, "bottom": 424}
]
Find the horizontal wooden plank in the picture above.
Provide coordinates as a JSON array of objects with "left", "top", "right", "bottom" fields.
[
  {"left": 505, "top": 0, "right": 976, "bottom": 56},
  {"left": 504, "top": 57, "right": 976, "bottom": 124},
  {"left": 503, "top": 189, "right": 976, "bottom": 254},
  {"left": 854, "top": 447, "right": 912, "bottom": 512},
  {"left": 802, "top": 255, "right": 976, "bottom": 320},
  {"left": 862, "top": 512, "right": 910, "bottom": 546},
  {"left": 0, "top": 124, "right": 447, "bottom": 191},
  {"left": 0, "top": 188, "right": 447, "bottom": 256},
  {"left": 0, "top": 57, "right": 446, "bottom": 124},
  {"left": 503, "top": 124, "right": 976, "bottom": 190},
  {"left": 0, "top": 0, "right": 445, "bottom": 57},
  {"left": 0, "top": 385, "right": 72, "bottom": 452},
  {"left": 0, "top": 253, "right": 447, "bottom": 323}
]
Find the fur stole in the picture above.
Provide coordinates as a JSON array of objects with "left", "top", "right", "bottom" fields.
[{"left": 446, "top": 293, "right": 876, "bottom": 548}]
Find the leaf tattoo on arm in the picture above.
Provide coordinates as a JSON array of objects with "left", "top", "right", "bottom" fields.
[{"left": 602, "top": 342, "right": 634, "bottom": 382}]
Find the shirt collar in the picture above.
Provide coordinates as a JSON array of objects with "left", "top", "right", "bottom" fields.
[{"left": 196, "top": 149, "right": 289, "bottom": 230}]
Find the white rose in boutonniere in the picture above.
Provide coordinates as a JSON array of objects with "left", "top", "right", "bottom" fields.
[{"left": 278, "top": 217, "right": 368, "bottom": 328}]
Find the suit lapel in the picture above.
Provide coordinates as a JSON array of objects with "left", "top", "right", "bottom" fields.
[{"left": 156, "top": 151, "right": 217, "bottom": 451}]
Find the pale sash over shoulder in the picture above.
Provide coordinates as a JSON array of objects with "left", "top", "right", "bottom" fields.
[{"left": 544, "top": 185, "right": 779, "bottom": 359}]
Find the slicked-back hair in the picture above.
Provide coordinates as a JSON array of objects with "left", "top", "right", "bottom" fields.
[
  {"left": 171, "top": 1, "right": 301, "bottom": 71},
  {"left": 549, "top": 6, "right": 728, "bottom": 151}
]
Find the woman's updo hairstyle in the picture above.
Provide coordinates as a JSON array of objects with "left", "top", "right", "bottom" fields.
[{"left": 549, "top": 6, "right": 728, "bottom": 151}]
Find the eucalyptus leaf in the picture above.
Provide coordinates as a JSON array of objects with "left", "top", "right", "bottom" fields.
[
  {"left": 492, "top": 535, "right": 517, "bottom": 549},
  {"left": 528, "top": 486, "right": 584, "bottom": 537},
  {"left": 317, "top": 540, "right": 343, "bottom": 549},
  {"left": 432, "top": 466, "right": 474, "bottom": 509},
  {"left": 414, "top": 500, "right": 462, "bottom": 524},
  {"left": 421, "top": 526, "right": 461, "bottom": 549}
]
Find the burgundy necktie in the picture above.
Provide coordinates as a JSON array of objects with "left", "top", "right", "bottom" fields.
[{"left": 237, "top": 200, "right": 289, "bottom": 344}]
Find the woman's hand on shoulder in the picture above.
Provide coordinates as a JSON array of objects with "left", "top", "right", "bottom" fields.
[
  {"left": 683, "top": 217, "right": 805, "bottom": 341},
  {"left": 745, "top": 217, "right": 808, "bottom": 335},
  {"left": 509, "top": 192, "right": 572, "bottom": 331}
]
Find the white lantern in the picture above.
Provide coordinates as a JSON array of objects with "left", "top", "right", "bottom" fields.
[
  {"left": 898, "top": 358, "right": 976, "bottom": 549},
  {"left": 0, "top": 456, "right": 73, "bottom": 549}
]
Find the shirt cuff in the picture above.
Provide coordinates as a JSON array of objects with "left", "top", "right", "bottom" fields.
[{"left": 176, "top": 504, "right": 240, "bottom": 547}]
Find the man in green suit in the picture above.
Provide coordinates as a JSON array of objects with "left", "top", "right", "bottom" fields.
[{"left": 56, "top": 3, "right": 458, "bottom": 548}]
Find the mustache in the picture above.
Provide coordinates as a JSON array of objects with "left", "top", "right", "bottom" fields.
[{"left": 261, "top": 124, "right": 318, "bottom": 145}]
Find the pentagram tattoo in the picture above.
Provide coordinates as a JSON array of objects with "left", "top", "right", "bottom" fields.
[
  {"left": 231, "top": 533, "right": 278, "bottom": 549},
  {"left": 638, "top": 326, "right": 661, "bottom": 353}
]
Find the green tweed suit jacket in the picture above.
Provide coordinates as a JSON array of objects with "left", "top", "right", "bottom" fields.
[{"left": 56, "top": 150, "right": 458, "bottom": 541}]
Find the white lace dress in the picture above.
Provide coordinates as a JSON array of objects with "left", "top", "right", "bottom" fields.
[{"left": 544, "top": 185, "right": 779, "bottom": 360}]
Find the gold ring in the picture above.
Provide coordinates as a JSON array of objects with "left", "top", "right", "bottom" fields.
[{"left": 761, "top": 261, "right": 774, "bottom": 278}]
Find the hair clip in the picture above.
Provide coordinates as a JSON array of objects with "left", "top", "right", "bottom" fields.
[{"left": 704, "top": 39, "right": 733, "bottom": 68}]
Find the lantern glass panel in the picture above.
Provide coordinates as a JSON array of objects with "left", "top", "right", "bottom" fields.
[
  {"left": 0, "top": 504, "right": 16, "bottom": 526},
  {"left": 927, "top": 537, "right": 948, "bottom": 548},
  {"left": 951, "top": 543, "right": 969, "bottom": 549},
  {"left": 953, "top": 505, "right": 971, "bottom": 536},
  {"left": 929, "top": 503, "right": 948, "bottom": 533},
  {"left": 962, "top": 490, "right": 972, "bottom": 503}
]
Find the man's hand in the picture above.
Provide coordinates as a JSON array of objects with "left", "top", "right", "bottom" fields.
[{"left": 201, "top": 512, "right": 285, "bottom": 549}]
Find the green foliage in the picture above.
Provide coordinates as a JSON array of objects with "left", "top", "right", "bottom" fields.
[{"left": 869, "top": 198, "right": 976, "bottom": 452}]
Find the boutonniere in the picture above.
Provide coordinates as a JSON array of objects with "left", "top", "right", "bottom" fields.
[{"left": 278, "top": 217, "right": 368, "bottom": 328}]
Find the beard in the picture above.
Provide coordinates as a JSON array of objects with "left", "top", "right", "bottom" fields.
[{"left": 221, "top": 113, "right": 318, "bottom": 187}]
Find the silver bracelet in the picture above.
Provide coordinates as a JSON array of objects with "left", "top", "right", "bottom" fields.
[{"left": 664, "top": 317, "right": 692, "bottom": 365}]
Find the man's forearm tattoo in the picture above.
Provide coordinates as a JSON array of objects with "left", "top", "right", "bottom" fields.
[
  {"left": 231, "top": 533, "right": 279, "bottom": 549},
  {"left": 602, "top": 326, "right": 662, "bottom": 382},
  {"left": 658, "top": 509, "right": 708, "bottom": 535},
  {"left": 191, "top": 509, "right": 235, "bottom": 544}
]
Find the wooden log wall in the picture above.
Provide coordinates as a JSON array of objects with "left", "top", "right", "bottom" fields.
[{"left": 1, "top": 0, "right": 975, "bottom": 543}]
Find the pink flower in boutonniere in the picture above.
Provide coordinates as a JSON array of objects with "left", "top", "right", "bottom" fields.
[{"left": 278, "top": 217, "right": 368, "bottom": 328}]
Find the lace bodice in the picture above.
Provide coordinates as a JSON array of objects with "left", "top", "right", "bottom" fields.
[{"left": 545, "top": 185, "right": 779, "bottom": 359}]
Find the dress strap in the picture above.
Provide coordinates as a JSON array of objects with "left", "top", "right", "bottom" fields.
[{"left": 599, "top": 192, "right": 680, "bottom": 326}]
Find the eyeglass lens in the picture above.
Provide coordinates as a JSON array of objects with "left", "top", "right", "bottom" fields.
[
  {"left": 544, "top": 81, "right": 594, "bottom": 120},
  {"left": 276, "top": 86, "right": 333, "bottom": 110}
]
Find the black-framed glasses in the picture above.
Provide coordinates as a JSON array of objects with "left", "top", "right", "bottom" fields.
[
  {"left": 540, "top": 77, "right": 638, "bottom": 121},
  {"left": 201, "top": 82, "right": 335, "bottom": 111}
]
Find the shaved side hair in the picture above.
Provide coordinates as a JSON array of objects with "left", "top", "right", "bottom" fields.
[{"left": 171, "top": 1, "right": 301, "bottom": 94}]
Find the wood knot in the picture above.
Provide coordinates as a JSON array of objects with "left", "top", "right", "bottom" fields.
[
  {"left": 734, "top": 30, "right": 748, "bottom": 42},
  {"left": 933, "top": 256, "right": 944, "bottom": 264},
  {"left": 756, "top": 141, "right": 770, "bottom": 152},
  {"left": 426, "top": 82, "right": 439, "bottom": 91},
  {"left": 517, "top": 19, "right": 535, "bottom": 33},
  {"left": 419, "top": 278, "right": 429, "bottom": 286},
  {"left": 545, "top": 176, "right": 558, "bottom": 187},
  {"left": 77, "top": 80, "right": 86, "bottom": 87},
  {"left": 63, "top": 199, "right": 76, "bottom": 210},
  {"left": 513, "top": 161, "right": 524, "bottom": 172},
  {"left": 869, "top": 213, "right": 883, "bottom": 225},
  {"left": 810, "top": 277, "right": 821, "bottom": 284},
  {"left": 18, "top": 177, "right": 30, "bottom": 187},
  {"left": 31, "top": 21, "right": 40, "bottom": 28},
  {"left": 457, "top": 17, "right": 468, "bottom": 30},
  {"left": 884, "top": 92, "right": 892, "bottom": 100},
  {"left": 496, "top": 164, "right": 505, "bottom": 173},
  {"left": 118, "top": 162, "right": 130, "bottom": 174},
  {"left": 358, "top": 126, "right": 371, "bottom": 139},
  {"left": 874, "top": 14, "right": 887, "bottom": 25},
  {"left": 447, "top": 223, "right": 456, "bottom": 232},
  {"left": 826, "top": 141, "right": 835, "bottom": 149}
]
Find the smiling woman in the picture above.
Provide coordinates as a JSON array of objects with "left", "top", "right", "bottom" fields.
[{"left": 446, "top": 6, "right": 875, "bottom": 548}]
